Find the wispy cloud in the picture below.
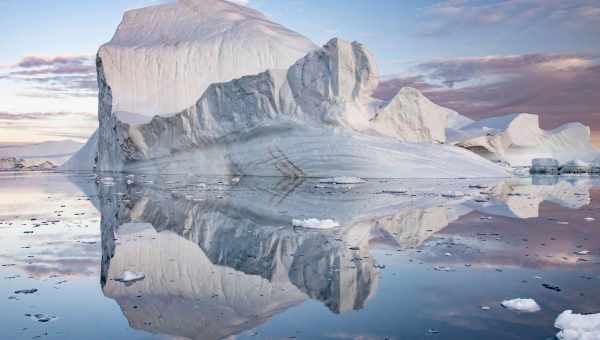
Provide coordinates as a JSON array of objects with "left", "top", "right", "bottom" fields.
[
  {"left": 0, "top": 54, "right": 97, "bottom": 99},
  {"left": 419, "top": 0, "right": 600, "bottom": 36}
]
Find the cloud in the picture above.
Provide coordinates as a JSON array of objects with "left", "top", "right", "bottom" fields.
[
  {"left": 419, "top": 0, "right": 600, "bottom": 36},
  {"left": 14, "top": 55, "right": 92, "bottom": 68},
  {"left": 374, "top": 53, "right": 600, "bottom": 141},
  {"left": 0, "top": 111, "right": 97, "bottom": 143},
  {"left": 0, "top": 111, "right": 95, "bottom": 121},
  {"left": 1, "top": 54, "right": 97, "bottom": 98}
]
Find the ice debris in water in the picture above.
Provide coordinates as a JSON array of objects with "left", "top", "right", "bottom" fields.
[
  {"left": 584, "top": 217, "right": 595, "bottom": 222},
  {"left": 319, "top": 177, "right": 366, "bottom": 185},
  {"left": 25, "top": 313, "right": 57, "bottom": 323},
  {"left": 115, "top": 271, "right": 145, "bottom": 283},
  {"left": 441, "top": 191, "right": 466, "bottom": 198},
  {"left": 554, "top": 310, "right": 600, "bottom": 340},
  {"left": 501, "top": 298, "right": 541, "bottom": 312},
  {"left": 292, "top": 218, "right": 340, "bottom": 229},
  {"left": 575, "top": 250, "right": 590, "bottom": 255}
]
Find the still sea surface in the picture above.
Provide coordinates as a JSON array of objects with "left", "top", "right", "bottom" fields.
[{"left": 0, "top": 172, "right": 598, "bottom": 339}]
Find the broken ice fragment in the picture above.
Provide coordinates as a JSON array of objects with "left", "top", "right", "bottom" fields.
[
  {"left": 501, "top": 298, "right": 541, "bottom": 312},
  {"left": 441, "top": 191, "right": 466, "bottom": 198},
  {"left": 554, "top": 310, "right": 600, "bottom": 340},
  {"left": 319, "top": 177, "right": 366, "bottom": 185},
  {"left": 291, "top": 218, "right": 340, "bottom": 229},
  {"left": 114, "top": 271, "right": 145, "bottom": 283}
]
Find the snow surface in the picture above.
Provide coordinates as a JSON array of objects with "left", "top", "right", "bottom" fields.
[
  {"left": 501, "top": 298, "right": 541, "bottom": 312},
  {"left": 555, "top": 310, "right": 600, "bottom": 340},
  {"left": 292, "top": 218, "right": 341, "bottom": 229}
]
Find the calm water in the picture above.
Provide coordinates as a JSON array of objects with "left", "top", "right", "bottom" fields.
[{"left": 0, "top": 172, "right": 599, "bottom": 340}]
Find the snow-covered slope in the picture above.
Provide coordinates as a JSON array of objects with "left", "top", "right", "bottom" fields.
[
  {"left": 102, "top": 0, "right": 317, "bottom": 117},
  {"left": 60, "top": 131, "right": 98, "bottom": 171},
  {"left": 0, "top": 140, "right": 82, "bottom": 165},
  {"left": 371, "top": 87, "right": 454, "bottom": 143},
  {"left": 450, "top": 113, "right": 599, "bottom": 167}
]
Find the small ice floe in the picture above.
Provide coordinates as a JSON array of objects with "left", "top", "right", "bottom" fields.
[
  {"left": 574, "top": 250, "right": 590, "bottom": 255},
  {"left": 584, "top": 217, "right": 596, "bottom": 222},
  {"left": 114, "top": 271, "right": 145, "bottom": 283},
  {"left": 14, "top": 289, "right": 38, "bottom": 295},
  {"left": 231, "top": 177, "right": 241, "bottom": 184},
  {"left": 554, "top": 310, "right": 600, "bottom": 340},
  {"left": 441, "top": 191, "right": 466, "bottom": 198},
  {"left": 433, "top": 266, "right": 455, "bottom": 272},
  {"left": 501, "top": 298, "right": 541, "bottom": 313},
  {"left": 381, "top": 189, "right": 409, "bottom": 195},
  {"left": 444, "top": 252, "right": 452, "bottom": 257},
  {"left": 292, "top": 218, "right": 340, "bottom": 229},
  {"left": 319, "top": 177, "right": 366, "bottom": 185},
  {"left": 25, "top": 313, "right": 57, "bottom": 323},
  {"left": 557, "top": 221, "right": 570, "bottom": 225},
  {"left": 481, "top": 306, "right": 491, "bottom": 311}
]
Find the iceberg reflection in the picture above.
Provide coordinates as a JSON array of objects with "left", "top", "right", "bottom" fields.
[{"left": 96, "top": 175, "right": 596, "bottom": 339}]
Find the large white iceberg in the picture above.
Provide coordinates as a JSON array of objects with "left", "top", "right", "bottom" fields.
[
  {"left": 66, "top": 0, "right": 598, "bottom": 178},
  {"left": 66, "top": 0, "right": 509, "bottom": 178}
]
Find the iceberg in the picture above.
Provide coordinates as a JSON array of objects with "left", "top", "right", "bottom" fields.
[
  {"left": 67, "top": 4, "right": 508, "bottom": 178},
  {"left": 450, "top": 113, "right": 599, "bottom": 167},
  {"left": 67, "top": 0, "right": 592, "bottom": 178}
]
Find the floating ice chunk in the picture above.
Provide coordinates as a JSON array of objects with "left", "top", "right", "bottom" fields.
[
  {"left": 319, "top": 177, "right": 366, "bottom": 185},
  {"left": 25, "top": 313, "right": 57, "bottom": 323},
  {"left": 554, "top": 310, "right": 600, "bottom": 340},
  {"left": 575, "top": 250, "right": 590, "bottom": 255},
  {"left": 14, "top": 289, "right": 38, "bottom": 294},
  {"left": 560, "top": 160, "right": 593, "bottom": 174},
  {"left": 501, "top": 298, "right": 541, "bottom": 312},
  {"left": 531, "top": 158, "right": 559, "bottom": 174},
  {"left": 441, "top": 191, "right": 466, "bottom": 198},
  {"left": 584, "top": 217, "right": 596, "bottom": 222},
  {"left": 291, "top": 218, "right": 340, "bottom": 229},
  {"left": 433, "top": 266, "right": 455, "bottom": 272},
  {"left": 115, "top": 271, "right": 145, "bottom": 283}
]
